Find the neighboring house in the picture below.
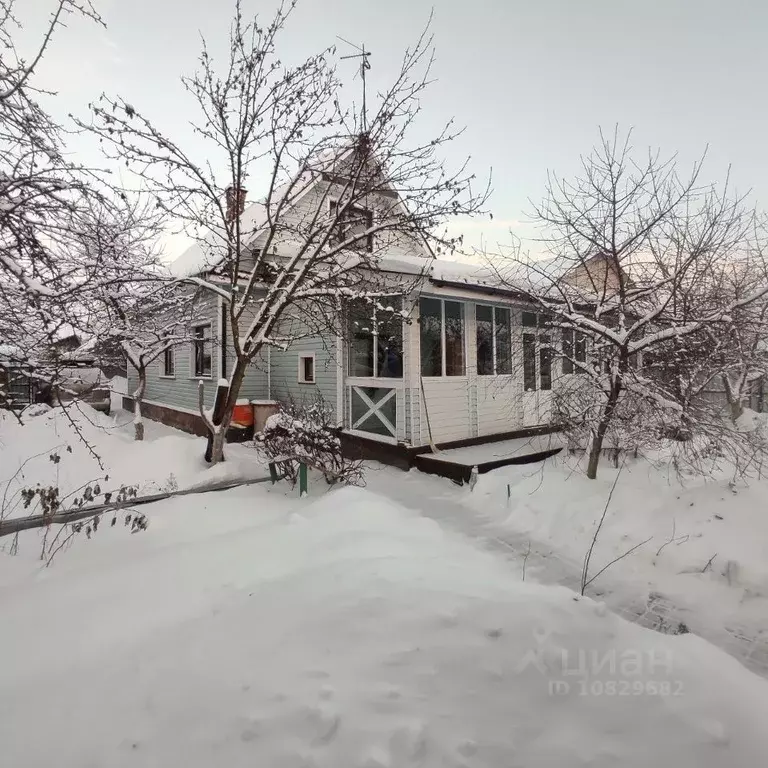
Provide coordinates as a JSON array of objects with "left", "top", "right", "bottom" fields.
[
  {"left": 561, "top": 252, "right": 627, "bottom": 295},
  {"left": 125, "top": 163, "right": 569, "bottom": 463},
  {"left": 0, "top": 344, "right": 38, "bottom": 409},
  {"left": 1, "top": 336, "right": 116, "bottom": 414}
]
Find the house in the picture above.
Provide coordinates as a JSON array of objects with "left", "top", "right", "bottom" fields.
[
  {"left": 124, "top": 153, "right": 569, "bottom": 468},
  {"left": 0, "top": 344, "right": 38, "bottom": 409}
]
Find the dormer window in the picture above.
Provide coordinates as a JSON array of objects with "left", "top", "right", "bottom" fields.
[{"left": 330, "top": 200, "right": 373, "bottom": 252}]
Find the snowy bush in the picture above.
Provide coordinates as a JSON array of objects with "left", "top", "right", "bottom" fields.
[
  {"left": 554, "top": 371, "right": 768, "bottom": 479},
  {"left": 256, "top": 399, "right": 364, "bottom": 486}
]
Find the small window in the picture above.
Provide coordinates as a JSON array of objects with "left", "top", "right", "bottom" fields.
[
  {"left": 162, "top": 345, "right": 175, "bottom": 377},
  {"left": 192, "top": 324, "right": 212, "bottom": 377},
  {"left": 298, "top": 353, "right": 315, "bottom": 384},
  {"left": 522, "top": 311, "right": 538, "bottom": 327},
  {"left": 330, "top": 201, "right": 373, "bottom": 252}
]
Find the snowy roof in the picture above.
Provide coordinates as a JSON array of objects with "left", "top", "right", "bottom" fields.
[
  {"left": 425, "top": 256, "right": 559, "bottom": 296},
  {"left": 0, "top": 343, "right": 25, "bottom": 361},
  {"left": 429, "top": 258, "right": 503, "bottom": 287},
  {"left": 59, "top": 336, "right": 98, "bottom": 361}
]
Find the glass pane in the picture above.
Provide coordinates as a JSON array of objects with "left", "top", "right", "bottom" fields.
[
  {"left": 444, "top": 300, "right": 465, "bottom": 376},
  {"left": 347, "top": 300, "right": 374, "bottom": 376},
  {"left": 303, "top": 357, "right": 314, "bottom": 382},
  {"left": 522, "top": 311, "right": 537, "bottom": 327},
  {"left": 340, "top": 205, "right": 373, "bottom": 251},
  {"left": 562, "top": 329, "right": 574, "bottom": 375},
  {"left": 202, "top": 343, "right": 212, "bottom": 376},
  {"left": 376, "top": 297, "right": 403, "bottom": 378},
  {"left": 476, "top": 304, "right": 493, "bottom": 375},
  {"left": 523, "top": 333, "right": 536, "bottom": 391},
  {"left": 194, "top": 326, "right": 212, "bottom": 377},
  {"left": 420, "top": 298, "right": 442, "bottom": 376},
  {"left": 351, "top": 387, "right": 396, "bottom": 437},
  {"left": 575, "top": 333, "right": 587, "bottom": 364},
  {"left": 495, "top": 307, "right": 512, "bottom": 374},
  {"left": 540, "top": 344, "right": 552, "bottom": 391}
]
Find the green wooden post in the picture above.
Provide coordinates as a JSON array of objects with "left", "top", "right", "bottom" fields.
[
  {"left": 269, "top": 461, "right": 278, "bottom": 484},
  {"left": 299, "top": 462, "right": 308, "bottom": 497}
]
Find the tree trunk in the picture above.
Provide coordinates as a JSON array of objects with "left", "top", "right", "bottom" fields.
[
  {"left": 133, "top": 365, "right": 147, "bottom": 442},
  {"left": 586, "top": 383, "right": 622, "bottom": 480},
  {"left": 586, "top": 426, "right": 606, "bottom": 480},
  {"left": 208, "top": 356, "right": 250, "bottom": 465},
  {"left": 722, "top": 373, "right": 744, "bottom": 424}
]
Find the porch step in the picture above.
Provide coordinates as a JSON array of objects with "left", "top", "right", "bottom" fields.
[{"left": 413, "top": 432, "right": 564, "bottom": 484}]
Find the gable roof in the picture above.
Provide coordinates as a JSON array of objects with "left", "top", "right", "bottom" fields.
[{"left": 170, "top": 140, "right": 433, "bottom": 278}]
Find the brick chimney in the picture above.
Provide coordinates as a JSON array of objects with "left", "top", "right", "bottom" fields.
[{"left": 225, "top": 186, "right": 247, "bottom": 222}]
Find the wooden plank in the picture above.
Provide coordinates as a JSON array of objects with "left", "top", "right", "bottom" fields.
[{"left": 0, "top": 475, "right": 273, "bottom": 538}]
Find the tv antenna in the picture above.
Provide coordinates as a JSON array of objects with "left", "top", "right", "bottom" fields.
[{"left": 338, "top": 37, "right": 371, "bottom": 132}]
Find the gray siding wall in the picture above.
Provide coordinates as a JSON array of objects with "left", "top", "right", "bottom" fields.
[
  {"left": 269, "top": 333, "right": 339, "bottom": 410},
  {"left": 127, "top": 293, "right": 219, "bottom": 414},
  {"left": 127, "top": 293, "right": 271, "bottom": 415},
  {"left": 251, "top": 178, "right": 431, "bottom": 262}
]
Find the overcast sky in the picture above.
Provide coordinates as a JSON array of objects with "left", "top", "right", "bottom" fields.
[{"left": 18, "top": 0, "right": 768, "bottom": 259}]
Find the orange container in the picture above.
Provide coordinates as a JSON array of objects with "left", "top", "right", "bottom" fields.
[{"left": 232, "top": 400, "right": 254, "bottom": 427}]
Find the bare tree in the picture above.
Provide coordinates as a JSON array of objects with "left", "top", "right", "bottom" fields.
[
  {"left": 74, "top": 197, "right": 196, "bottom": 440},
  {"left": 0, "top": 0, "right": 109, "bottom": 413},
  {"left": 80, "top": 0, "right": 488, "bottom": 462},
  {"left": 494, "top": 129, "right": 767, "bottom": 479}
]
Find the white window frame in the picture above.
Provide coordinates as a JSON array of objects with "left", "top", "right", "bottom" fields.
[
  {"left": 562, "top": 328, "right": 588, "bottom": 375},
  {"left": 420, "top": 297, "right": 467, "bottom": 378},
  {"left": 190, "top": 322, "right": 213, "bottom": 379},
  {"left": 298, "top": 352, "right": 316, "bottom": 384},
  {"left": 346, "top": 296, "right": 404, "bottom": 379},
  {"left": 476, "top": 303, "right": 512, "bottom": 376}
]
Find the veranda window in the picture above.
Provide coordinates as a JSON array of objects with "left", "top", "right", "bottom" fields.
[
  {"left": 476, "top": 304, "right": 512, "bottom": 375},
  {"left": 562, "top": 329, "right": 587, "bottom": 374},
  {"left": 539, "top": 335, "right": 552, "bottom": 390},
  {"left": 347, "top": 297, "right": 403, "bottom": 378},
  {"left": 420, "top": 297, "right": 465, "bottom": 377}
]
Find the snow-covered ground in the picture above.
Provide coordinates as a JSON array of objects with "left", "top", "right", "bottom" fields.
[
  {"left": 364, "top": 451, "right": 768, "bottom": 677},
  {"left": 0, "top": 405, "right": 267, "bottom": 514},
  {"left": 3, "top": 407, "right": 768, "bottom": 764}
]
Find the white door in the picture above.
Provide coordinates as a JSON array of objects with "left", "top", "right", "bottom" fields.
[{"left": 521, "top": 323, "right": 553, "bottom": 427}]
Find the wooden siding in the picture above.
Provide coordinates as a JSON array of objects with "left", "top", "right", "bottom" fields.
[
  {"left": 251, "top": 178, "right": 430, "bottom": 262},
  {"left": 269, "top": 334, "right": 338, "bottom": 409},
  {"left": 127, "top": 293, "right": 219, "bottom": 414},
  {"left": 419, "top": 378, "right": 472, "bottom": 443},
  {"left": 476, "top": 376, "right": 521, "bottom": 436}
]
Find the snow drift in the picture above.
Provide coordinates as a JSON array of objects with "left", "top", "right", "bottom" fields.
[{"left": 1, "top": 485, "right": 767, "bottom": 766}]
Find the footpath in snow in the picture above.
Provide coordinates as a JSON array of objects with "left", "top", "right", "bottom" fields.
[{"left": 365, "top": 454, "right": 768, "bottom": 679}]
